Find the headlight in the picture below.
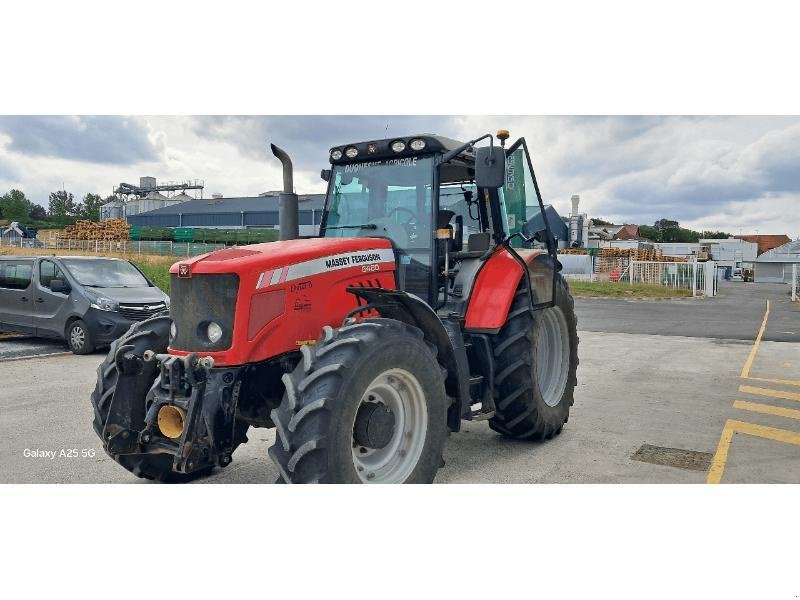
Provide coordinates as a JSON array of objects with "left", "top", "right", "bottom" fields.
[
  {"left": 164, "top": 296, "right": 171, "bottom": 308},
  {"left": 344, "top": 146, "right": 358, "bottom": 159},
  {"left": 170, "top": 322, "right": 177, "bottom": 339},
  {"left": 409, "top": 138, "right": 426, "bottom": 151},
  {"left": 207, "top": 322, "right": 223, "bottom": 344},
  {"left": 90, "top": 296, "right": 117, "bottom": 312},
  {"left": 330, "top": 148, "right": 343, "bottom": 160},
  {"left": 390, "top": 140, "right": 406, "bottom": 153}
]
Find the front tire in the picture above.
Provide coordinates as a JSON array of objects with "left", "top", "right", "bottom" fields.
[
  {"left": 269, "top": 319, "right": 448, "bottom": 484},
  {"left": 489, "top": 273, "right": 579, "bottom": 440},
  {"left": 67, "top": 319, "right": 95, "bottom": 354}
]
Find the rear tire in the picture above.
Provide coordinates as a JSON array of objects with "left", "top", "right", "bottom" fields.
[
  {"left": 489, "top": 273, "right": 579, "bottom": 440},
  {"left": 269, "top": 318, "right": 448, "bottom": 484},
  {"left": 67, "top": 319, "right": 95, "bottom": 354}
]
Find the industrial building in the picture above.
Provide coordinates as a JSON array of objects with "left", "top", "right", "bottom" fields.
[
  {"left": 753, "top": 239, "right": 800, "bottom": 283},
  {"left": 100, "top": 177, "right": 204, "bottom": 220},
  {"left": 126, "top": 193, "right": 326, "bottom": 237}
]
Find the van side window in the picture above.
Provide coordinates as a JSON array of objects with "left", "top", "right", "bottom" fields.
[
  {"left": 0, "top": 262, "right": 33, "bottom": 290},
  {"left": 39, "top": 260, "right": 65, "bottom": 288}
]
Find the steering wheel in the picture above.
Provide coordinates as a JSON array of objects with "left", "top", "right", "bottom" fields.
[{"left": 387, "top": 206, "right": 417, "bottom": 225}]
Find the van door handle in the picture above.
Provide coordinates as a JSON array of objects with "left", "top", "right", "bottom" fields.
[
  {"left": 20, "top": 296, "right": 28, "bottom": 302},
  {"left": 35, "top": 297, "right": 45, "bottom": 303}
]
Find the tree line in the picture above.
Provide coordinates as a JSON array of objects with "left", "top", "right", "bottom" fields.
[
  {"left": 0, "top": 188, "right": 111, "bottom": 226},
  {"left": 592, "top": 217, "right": 732, "bottom": 243}
]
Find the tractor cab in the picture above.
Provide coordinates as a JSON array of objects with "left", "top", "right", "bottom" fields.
[{"left": 321, "top": 133, "right": 559, "bottom": 310}]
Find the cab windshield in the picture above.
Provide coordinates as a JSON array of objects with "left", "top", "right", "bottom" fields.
[{"left": 323, "top": 156, "right": 434, "bottom": 252}]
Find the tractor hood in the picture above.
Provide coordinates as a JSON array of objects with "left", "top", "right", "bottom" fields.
[{"left": 170, "top": 237, "right": 396, "bottom": 277}]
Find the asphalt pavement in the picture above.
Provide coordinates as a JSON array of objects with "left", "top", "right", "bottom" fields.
[{"left": 1, "top": 280, "right": 797, "bottom": 483}]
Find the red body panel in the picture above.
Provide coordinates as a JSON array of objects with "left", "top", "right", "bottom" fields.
[
  {"left": 168, "top": 238, "right": 397, "bottom": 366},
  {"left": 464, "top": 247, "right": 546, "bottom": 331}
]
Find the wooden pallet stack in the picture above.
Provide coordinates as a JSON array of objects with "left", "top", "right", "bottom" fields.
[
  {"left": 558, "top": 248, "right": 589, "bottom": 255},
  {"left": 59, "top": 219, "right": 130, "bottom": 241}
]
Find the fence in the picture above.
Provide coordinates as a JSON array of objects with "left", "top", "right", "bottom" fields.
[
  {"left": 0, "top": 235, "right": 225, "bottom": 257},
  {"left": 792, "top": 263, "right": 798, "bottom": 302},
  {"left": 629, "top": 260, "right": 717, "bottom": 297}
]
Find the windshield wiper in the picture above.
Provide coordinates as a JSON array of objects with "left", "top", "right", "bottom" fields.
[{"left": 326, "top": 224, "right": 379, "bottom": 230}]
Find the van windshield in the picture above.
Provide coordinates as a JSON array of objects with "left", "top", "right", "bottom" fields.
[{"left": 60, "top": 259, "right": 150, "bottom": 288}]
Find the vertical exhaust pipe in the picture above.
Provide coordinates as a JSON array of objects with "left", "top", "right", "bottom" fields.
[{"left": 270, "top": 143, "right": 299, "bottom": 240}]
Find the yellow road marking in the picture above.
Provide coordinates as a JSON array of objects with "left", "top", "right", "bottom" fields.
[
  {"left": 707, "top": 423, "right": 735, "bottom": 484},
  {"left": 733, "top": 399, "right": 800, "bottom": 421},
  {"left": 745, "top": 376, "right": 800, "bottom": 388},
  {"left": 739, "top": 384, "right": 800, "bottom": 403},
  {"left": 740, "top": 300, "right": 769, "bottom": 379},
  {"left": 707, "top": 419, "right": 800, "bottom": 484}
]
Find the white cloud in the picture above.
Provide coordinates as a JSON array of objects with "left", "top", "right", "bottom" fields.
[{"left": 0, "top": 115, "right": 798, "bottom": 238}]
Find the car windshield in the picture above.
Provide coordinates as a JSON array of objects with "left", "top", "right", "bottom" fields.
[
  {"left": 323, "top": 156, "right": 433, "bottom": 251},
  {"left": 60, "top": 258, "right": 150, "bottom": 288}
]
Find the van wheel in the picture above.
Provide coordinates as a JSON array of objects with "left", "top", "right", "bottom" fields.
[{"left": 67, "top": 320, "right": 95, "bottom": 354}]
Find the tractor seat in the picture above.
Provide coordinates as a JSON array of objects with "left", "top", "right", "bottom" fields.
[{"left": 452, "top": 232, "right": 491, "bottom": 260}]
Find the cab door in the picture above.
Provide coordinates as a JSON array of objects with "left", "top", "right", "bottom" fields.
[
  {"left": 502, "top": 138, "right": 558, "bottom": 308},
  {"left": 0, "top": 259, "right": 35, "bottom": 333},
  {"left": 33, "top": 259, "right": 71, "bottom": 337}
]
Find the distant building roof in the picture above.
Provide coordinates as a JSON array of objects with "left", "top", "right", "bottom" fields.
[
  {"left": 613, "top": 224, "right": 640, "bottom": 240},
  {"left": 134, "top": 193, "right": 325, "bottom": 217},
  {"left": 753, "top": 239, "right": 800, "bottom": 263},
  {"left": 734, "top": 234, "right": 791, "bottom": 256}
]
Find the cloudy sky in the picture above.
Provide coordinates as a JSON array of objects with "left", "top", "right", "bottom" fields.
[{"left": 0, "top": 115, "right": 798, "bottom": 236}]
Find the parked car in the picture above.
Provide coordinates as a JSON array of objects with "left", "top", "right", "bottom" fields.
[{"left": 0, "top": 255, "right": 169, "bottom": 354}]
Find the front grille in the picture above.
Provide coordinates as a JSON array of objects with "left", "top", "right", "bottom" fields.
[
  {"left": 170, "top": 273, "right": 239, "bottom": 351},
  {"left": 118, "top": 302, "right": 168, "bottom": 321}
]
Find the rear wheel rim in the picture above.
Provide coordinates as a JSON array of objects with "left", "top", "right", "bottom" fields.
[
  {"left": 70, "top": 325, "right": 85, "bottom": 350},
  {"left": 535, "top": 307, "right": 570, "bottom": 407},
  {"left": 351, "top": 368, "right": 428, "bottom": 483}
]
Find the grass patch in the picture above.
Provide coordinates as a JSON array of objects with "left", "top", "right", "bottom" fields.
[
  {"left": 568, "top": 281, "right": 693, "bottom": 298},
  {"left": 133, "top": 260, "right": 173, "bottom": 293}
]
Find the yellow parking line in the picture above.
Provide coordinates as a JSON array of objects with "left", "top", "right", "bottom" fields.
[
  {"left": 707, "top": 419, "right": 800, "bottom": 484},
  {"left": 707, "top": 422, "right": 735, "bottom": 484},
  {"left": 745, "top": 376, "right": 800, "bottom": 388},
  {"left": 733, "top": 399, "right": 800, "bottom": 421},
  {"left": 740, "top": 300, "right": 769, "bottom": 379},
  {"left": 739, "top": 384, "right": 800, "bottom": 403}
]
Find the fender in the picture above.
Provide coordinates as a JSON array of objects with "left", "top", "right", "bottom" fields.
[
  {"left": 347, "top": 287, "right": 470, "bottom": 432},
  {"left": 463, "top": 247, "right": 554, "bottom": 333}
]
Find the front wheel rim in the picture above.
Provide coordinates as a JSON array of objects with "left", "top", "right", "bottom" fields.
[
  {"left": 70, "top": 326, "right": 85, "bottom": 349},
  {"left": 535, "top": 307, "right": 570, "bottom": 407},
  {"left": 351, "top": 368, "right": 428, "bottom": 483}
]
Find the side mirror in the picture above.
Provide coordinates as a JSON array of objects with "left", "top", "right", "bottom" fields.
[
  {"left": 50, "top": 278, "right": 70, "bottom": 294},
  {"left": 321, "top": 169, "right": 331, "bottom": 182},
  {"left": 474, "top": 146, "right": 506, "bottom": 189}
]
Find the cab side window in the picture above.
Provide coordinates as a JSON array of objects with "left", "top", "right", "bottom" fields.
[
  {"left": 0, "top": 262, "right": 33, "bottom": 290},
  {"left": 39, "top": 260, "right": 65, "bottom": 288}
]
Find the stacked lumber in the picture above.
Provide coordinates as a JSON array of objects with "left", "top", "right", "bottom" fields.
[
  {"left": 558, "top": 248, "right": 589, "bottom": 255},
  {"left": 59, "top": 219, "right": 129, "bottom": 241},
  {"left": 595, "top": 247, "right": 688, "bottom": 272}
]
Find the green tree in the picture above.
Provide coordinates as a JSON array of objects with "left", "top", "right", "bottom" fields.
[
  {"left": 638, "top": 224, "right": 660, "bottom": 241},
  {"left": 591, "top": 217, "right": 614, "bottom": 226},
  {"left": 76, "top": 193, "right": 104, "bottom": 221},
  {"left": 0, "top": 189, "right": 34, "bottom": 222},
  {"left": 701, "top": 230, "right": 732, "bottom": 239},
  {"left": 48, "top": 190, "right": 77, "bottom": 217},
  {"left": 29, "top": 204, "right": 47, "bottom": 220}
]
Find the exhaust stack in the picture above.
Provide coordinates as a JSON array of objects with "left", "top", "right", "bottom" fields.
[{"left": 270, "top": 143, "right": 299, "bottom": 240}]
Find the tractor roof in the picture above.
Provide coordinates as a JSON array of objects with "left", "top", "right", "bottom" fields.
[{"left": 329, "top": 134, "right": 474, "bottom": 165}]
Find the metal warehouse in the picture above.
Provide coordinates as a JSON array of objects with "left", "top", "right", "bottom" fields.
[
  {"left": 753, "top": 239, "right": 800, "bottom": 283},
  {"left": 126, "top": 193, "right": 326, "bottom": 236}
]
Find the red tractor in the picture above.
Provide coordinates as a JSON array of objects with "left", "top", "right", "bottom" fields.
[{"left": 91, "top": 130, "right": 579, "bottom": 483}]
